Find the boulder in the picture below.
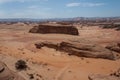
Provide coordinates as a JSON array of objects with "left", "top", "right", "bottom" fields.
[
  {"left": 0, "top": 61, "right": 25, "bottom": 80},
  {"left": 106, "top": 43, "right": 120, "bottom": 53},
  {"left": 35, "top": 41, "right": 117, "bottom": 60},
  {"left": 29, "top": 24, "right": 79, "bottom": 35}
]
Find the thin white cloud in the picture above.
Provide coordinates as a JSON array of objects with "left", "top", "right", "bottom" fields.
[
  {"left": 28, "top": 5, "right": 39, "bottom": 9},
  {"left": 27, "top": 5, "right": 52, "bottom": 11},
  {"left": 0, "top": 0, "right": 47, "bottom": 3},
  {"left": 66, "top": 3, "right": 80, "bottom": 7},
  {"left": 1, "top": 10, "right": 56, "bottom": 18},
  {"left": 66, "top": 2, "right": 105, "bottom": 7},
  {"left": 0, "top": 6, "right": 52, "bottom": 18},
  {"left": 81, "top": 3, "right": 105, "bottom": 7},
  {"left": 0, "top": 11, "right": 5, "bottom": 16}
]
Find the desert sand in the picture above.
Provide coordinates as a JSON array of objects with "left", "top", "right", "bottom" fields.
[{"left": 0, "top": 23, "right": 120, "bottom": 80}]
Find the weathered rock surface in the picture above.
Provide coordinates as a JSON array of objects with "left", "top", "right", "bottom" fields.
[
  {"left": 88, "top": 74, "right": 120, "bottom": 80},
  {"left": 29, "top": 25, "right": 79, "bottom": 35},
  {"left": 35, "top": 41, "right": 117, "bottom": 60},
  {"left": 88, "top": 68, "right": 120, "bottom": 80},
  {"left": 0, "top": 61, "right": 25, "bottom": 80},
  {"left": 106, "top": 43, "right": 120, "bottom": 53},
  {"left": 110, "top": 68, "right": 120, "bottom": 77}
]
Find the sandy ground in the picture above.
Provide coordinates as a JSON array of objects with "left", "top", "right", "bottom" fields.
[{"left": 0, "top": 23, "right": 120, "bottom": 80}]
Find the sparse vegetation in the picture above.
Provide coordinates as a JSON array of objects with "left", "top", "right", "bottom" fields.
[{"left": 15, "top": 60, "right": 27, "bottom": 71}]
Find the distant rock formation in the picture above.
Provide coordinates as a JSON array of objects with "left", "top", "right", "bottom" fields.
[
  {"left": 0, "top": 61, "right": 25, "bottom": 80},
  {"left": 29, "top": 24, "right": 79, "bottom": 35},
  {"left": 35, "top": 41, "right": 118, "bottom": 60}
]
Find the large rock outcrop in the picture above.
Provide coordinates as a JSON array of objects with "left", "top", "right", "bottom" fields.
[
  {"left": 106, "top": 43, "right": 120, "bottom": 53},
  {"left": 35, "top": 41, "right": 117, "bottom": 60},
  {"left": 0, "top": 61, "right": 25, "bottom": 80},
  {"left": 88, "top": 74, "right": 120, "bottom": 80},
  {"left": 88, "top": 68, "right": 120, "bottom": 80},
  {"left": 29, "top": 25, "right": 79, "bottom": 35}
]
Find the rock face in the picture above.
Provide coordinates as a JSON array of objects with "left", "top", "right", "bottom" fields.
[
  {"left": 88, "top": 74, "right": 120, "bottom": 80},
  {"left": 88, "top": 68, "right": 120, "bottom": 80},
  {"left": 0, "top": 61, "right": 25, "bottom": 80},
  {"left": 29, "top": 25, "right": 79, "bottom": 35},
  {"left": 35, "top": 41, "right": 117, "bottom": 60},
  {"left": 106, "top": 43, "right": 120, "bottom": 53},
  {"left": 110, "top": 68, "right": 120, "bottom": 77}
]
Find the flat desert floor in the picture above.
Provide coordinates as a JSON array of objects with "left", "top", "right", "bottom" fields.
[{"left": 0, "top": 23, "right": 120, "bottom": 80}]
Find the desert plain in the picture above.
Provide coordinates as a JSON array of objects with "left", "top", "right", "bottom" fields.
[{"left": 0, "top": 22, "right": 120, "bottom": 80}]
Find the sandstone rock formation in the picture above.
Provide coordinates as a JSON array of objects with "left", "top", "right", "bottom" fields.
[
  {"left": 110, "top": 68, "right": 120, "bottom": 77},
  {"left": 35, "top": 41, "right": 117, "bottom": 60},
  {"left": 29, "top": 25, "right": 79, "bottom": 35},
  {"left": 106, "top": 43, "right": 120, "bottom": 53},
  {"left": 0, "top": 61, "right": 25, "bottom": 80},
  {"left": 88, "top": 74, "right": 120, "bottom": 80},
  {"left": 88, "top": 68, "right": 120, "bottom": 80}
]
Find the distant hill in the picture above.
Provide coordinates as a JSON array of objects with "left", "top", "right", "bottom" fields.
[{"left": 0, "top": 17, "right": 120, "bottom": 22}]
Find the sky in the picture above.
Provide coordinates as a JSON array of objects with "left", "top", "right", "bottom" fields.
[{"left": 0, "top": 0, "right": 120, "bottom": 18}]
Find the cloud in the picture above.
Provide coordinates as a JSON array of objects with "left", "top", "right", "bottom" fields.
[
  {"left": 27, "top": 5, "right": 52, "bottom": 12},
  {"left": 66, "top": 3, "right": 80, "bottom": 7},
  {"left": 0, "top": 0, "right": 47, "bottom": 3},
  {"left": 0, "top": 5, "right": 53, "bottom": 18},
  {"left": 1, "top": 10, "right": 56, "bottom": 18},
  {"left": 66, "top": 2, "right": 105, "bottom": 7},
  {"left": 28, "top": 5, "right": 39, "bottom": 9},
  {"left": 0, "top": 10, "right": 46, "bottom": 18}
]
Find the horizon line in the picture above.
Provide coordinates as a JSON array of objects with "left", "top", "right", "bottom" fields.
[{"left": 0, "top": 16, "right": 120, "bottom": 19}]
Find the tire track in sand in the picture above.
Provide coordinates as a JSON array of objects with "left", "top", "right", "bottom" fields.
[{"left": 54, "top": 64, "right": 70, "bottom": 80}]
